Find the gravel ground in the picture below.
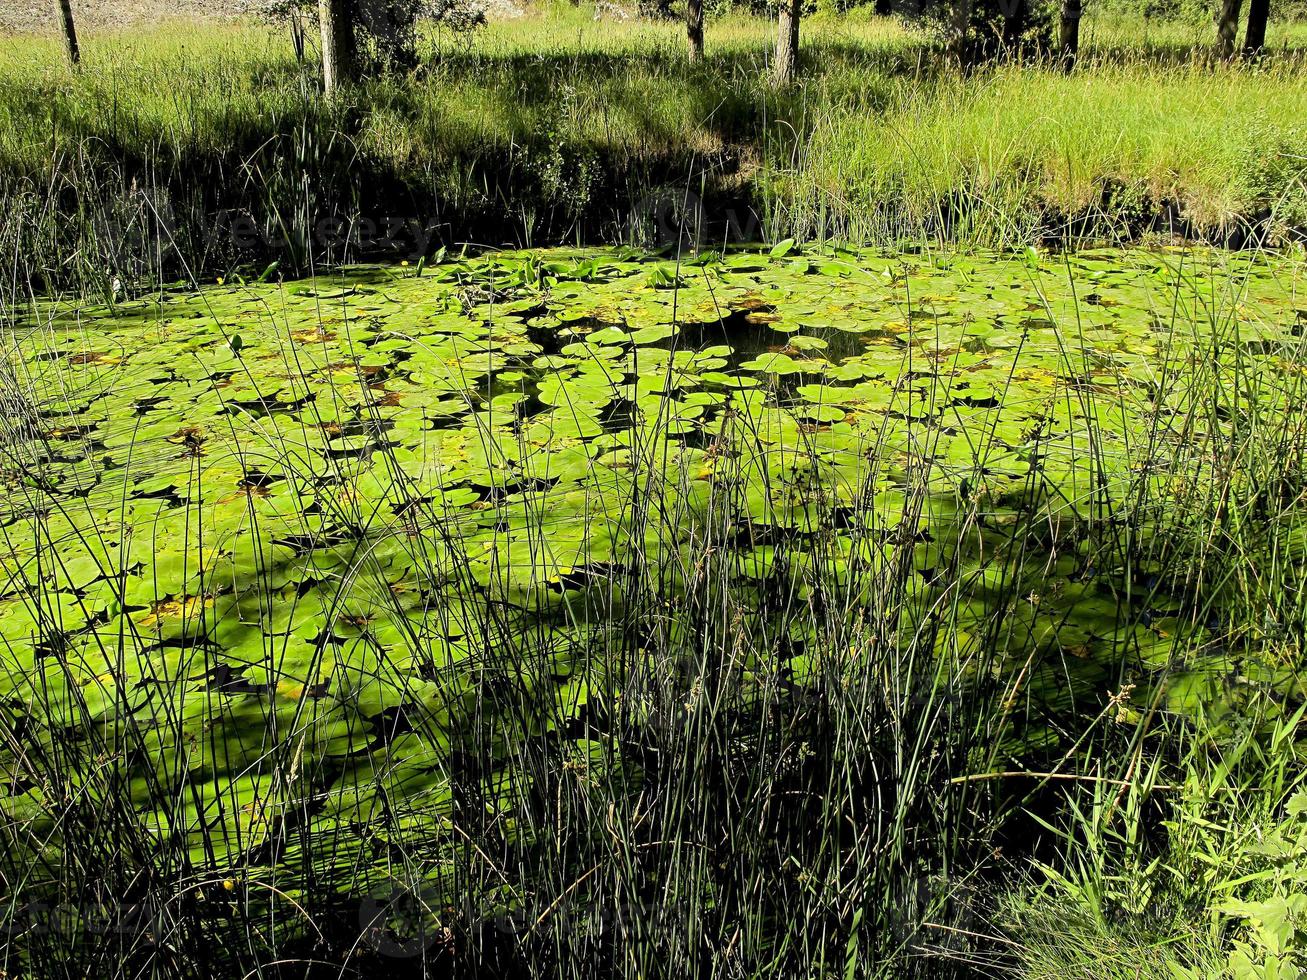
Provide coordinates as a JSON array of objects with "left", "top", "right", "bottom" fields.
[
  {"left": 0, "top": 0, "right": 258, "bottom": 35},
  {"left": 0, "top": 0, "right": 537, "bottom": 35}
]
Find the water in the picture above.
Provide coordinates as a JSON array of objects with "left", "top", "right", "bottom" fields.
[{"left": 2, "top": 244, "right": 1305, "bottom": 868}]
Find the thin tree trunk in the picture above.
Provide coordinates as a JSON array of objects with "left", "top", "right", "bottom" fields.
[
  {"left": 1058, "top": 0, "right": 1081, "bottom": 70},
  {"left": 773, "top": 0, "right": 800, "bottom": 85},
  {"left": 947, "top": 0, "right": 971, "bottom": 64},
  {"left": 57, "top": 0, "right": 80, "bottom": 67},
  {"left": 319, "top": 0, "right": 355, "bottom": 94},
  {"left": 1243, "top": 0, "right": 1268, "bottom": 54},
  {"left": 687, "top": 0, "right": 704, "bottom": 63},
  {"left": 1215, "top": 0, "right": 1242, "bottom": 58},
  {"left": 290, "top": 9, "right": 306, "bottom": 63}
]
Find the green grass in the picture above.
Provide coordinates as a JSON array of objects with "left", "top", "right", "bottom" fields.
[
  {"left": 784, "top": 62, "right": 1307, "bottom": 241},
  {"left": 0, "top": 8, "right": 1305, "bottom": 292},
  {"left": 999, "top": 694, "right": 1307, "bottom": 980}
]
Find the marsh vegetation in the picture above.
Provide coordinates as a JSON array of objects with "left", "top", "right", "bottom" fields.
[{"left": 2, "top": 3, "right": 1307, "bottom": 979}]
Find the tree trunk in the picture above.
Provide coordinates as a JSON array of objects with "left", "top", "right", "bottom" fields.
[
  {"left": 773, "top": 0, "right": 800, "bottom": 85},
  {"left": 319, "top": 0, "right": 355, "bottom": 94},
  {"left": 1215, "top": 0, "right": 1242, "bottom": 58},
  {"left": 1243, "top": 0, "right": 1268, "bottom": 54},
  {"left": 1058, "top": 0, "right": 1081, "bottom": 70},
  {"left": 687, "top": 0, "right": 704, "bottom": 63},
  {"left": 57, "top": 0, "right": 80, "bottom": 67},
  {"left": 1001, "top": 0, "right": 1028, "bottom": 55},
  {"left": 290, "top": 9, "right": 306, "bottom": 63},
  {"left": 947, "top": 0, "right": 971, "bottom": 64}
]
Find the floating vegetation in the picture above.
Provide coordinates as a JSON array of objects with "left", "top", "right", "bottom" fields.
[{"left": 2, "top": 245, "right": 1306, "bottom": 973}]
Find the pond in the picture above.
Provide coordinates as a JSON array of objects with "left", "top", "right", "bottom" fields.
[{"left": 2, "top": 244, "right": 1306, "bottom": 879}]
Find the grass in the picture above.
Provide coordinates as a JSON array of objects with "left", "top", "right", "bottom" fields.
[
  {"left": 0, "top": 6, "right": 1305, "bottom": 292},
  {"left": 999, "top": 693, "right": 1307, "bottom": 979},
  {"left": 783, "top": 62, "right": 1307, "bottom": 241}
]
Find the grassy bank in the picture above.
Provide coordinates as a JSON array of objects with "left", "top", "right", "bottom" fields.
[{"left": 1, "top": 8, "right": 1306, "bottom": 291}]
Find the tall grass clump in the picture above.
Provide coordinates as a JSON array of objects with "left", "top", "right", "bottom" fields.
[
  {"left": 777, "top": 57, "right": 1307, "bottom": 246},
  {"left": 993, "top": 246, "right": 1307, "bottom": 979}
]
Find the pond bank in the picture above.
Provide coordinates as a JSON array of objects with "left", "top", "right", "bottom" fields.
[{"left": 2, "top": 15, "right": 1305, "bottom": 292}]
